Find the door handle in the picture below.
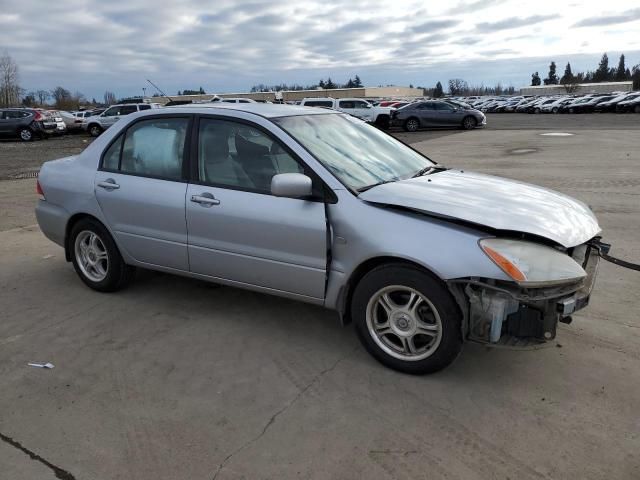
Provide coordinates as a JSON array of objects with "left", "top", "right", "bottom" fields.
[
  {"left": 191, "top": 194, "right": 220, "bottom": 206},
  {"left": 97, "top": 180, "right": 120, "bottom": 190}
]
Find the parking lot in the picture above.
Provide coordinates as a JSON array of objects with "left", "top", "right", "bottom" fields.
[{"left": 1, "top": 114, "right": 639, "bottom": 479}]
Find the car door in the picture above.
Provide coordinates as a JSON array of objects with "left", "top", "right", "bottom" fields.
[
  {"left": 433, "top": 102, "right": 462, "bottom": 126},
  {"left": 351, "top": 100, "right": 373, "bottom": 121},
  {"left": 185, "top": 116, "right": 327, "bottom": 299},
  {"left": 416, "top": 102, "right": 438, "bottom": 126},
  {"left": 0, "top": 110, "right": 9, "bottom": 133},
  {"left": 94, "top": 115, "right": 191, "bottom": 270}
]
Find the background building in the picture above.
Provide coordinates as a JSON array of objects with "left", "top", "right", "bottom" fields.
[
  {"left": 147, "top": 86, "right": 423, "bottom": 105},
  {"left": 520, "top": 81, "right": 632, "bottom": 96}
]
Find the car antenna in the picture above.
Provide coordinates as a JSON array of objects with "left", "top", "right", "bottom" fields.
[{"left": 146, "top": 79, "right": 175, "bottom": 102}]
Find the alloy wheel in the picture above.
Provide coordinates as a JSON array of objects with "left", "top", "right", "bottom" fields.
[
  {"left": 406, "top": 119, "right": 418, "bottom": 132},
  {"left": 74, "top": 230, "right": 109, "bottom": 282},
  {"left": 463, "top": 117, "right": 476, "bottom": 129},
  {"left": 20, "top": 129, "right": 32, "bottom": 141},
  {"left": 366, "top": 286, "right": 443, "bottom": 361}
]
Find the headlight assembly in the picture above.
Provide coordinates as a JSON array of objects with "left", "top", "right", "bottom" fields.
[{"left": 479, "top": 238, "right": 586, "bottom": 287}]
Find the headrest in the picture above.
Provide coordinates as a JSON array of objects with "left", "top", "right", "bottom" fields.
[{"left": 201, "top": 126, "right": 229, "bottom": 164}]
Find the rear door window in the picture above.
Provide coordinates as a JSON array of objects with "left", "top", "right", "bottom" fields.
[{"left": 101, "top": 118, "right": 189, "bottom": 181}]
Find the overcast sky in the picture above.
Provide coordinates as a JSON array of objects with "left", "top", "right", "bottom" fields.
[{"left": 1, "top": 0, "right": 639, "bottom": 99}]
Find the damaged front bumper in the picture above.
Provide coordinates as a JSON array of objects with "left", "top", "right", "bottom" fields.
[{"left": 449, "top": 242, "right": 600, "bottom": 348}]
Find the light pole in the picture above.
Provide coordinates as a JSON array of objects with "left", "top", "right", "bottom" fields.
[{"left": 142, "top": 87, "right": 147, "bottom": 101}]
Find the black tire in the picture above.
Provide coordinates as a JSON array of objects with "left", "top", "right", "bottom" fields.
[
  {"left": 634, "top": 105, "right": 640, "bottom": 114},
  {"left": 88, "top": 124, "right": 103, "bottom": 137},
  {"left": 403, "top": 117, "right": 419, "bottom": 132},
  {"left": 462, "top": 116, "right": 477, "bottom": 130},
  {"left": 552, "top": 107, "right": 559, "bottom": 114},
  {"left": 69, "top": 218, "right": 135, "bottom": 292},
  {"left": 18, "top": 127, "right": 33, "bottom": 142},
  {"left": 351, "top": 264, "right": 463, "bottom": 374},
  {"left": 534, "top": 108, "right": 541, "bottom": 114}
]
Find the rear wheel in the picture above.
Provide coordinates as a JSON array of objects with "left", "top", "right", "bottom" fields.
[
  {"left": 635, "top": 105, "right": 640, "bottom": 114},
  {"left": 19, "top": 128, "right": 33, "bottom": 142},
  {"left": 462, "top": 116, "right": 477, "bottom": 130},
  {"left": 352, "top": 264, "right": 463, "bottom": 374},
  {"left": 403, "top": 117, "right": 419, "bottom": 132},
  {"left": 70, "top": 218, "right": 135, "bottom": 292},
  {"left": 88, "top": 124, "right": 103, "bottom": 137},
  {"left": 552, "top": 107, "right": 559, "bottom": 114}
]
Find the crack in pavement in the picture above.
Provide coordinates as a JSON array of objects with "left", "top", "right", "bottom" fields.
[
  {"left": 210, "top": 349, "right": 356, "bottom": 480},
  {"left": 0, "top": 431, "right": 77, "bottom": 480}
]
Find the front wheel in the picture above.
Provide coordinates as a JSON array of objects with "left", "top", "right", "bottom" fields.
[
  {"left": 403, "top": 118, "right": 419, "bottom": 132},
  {"left": 19, "top": 128, "right": 33, "bottom": 142},
  {"left": 70, "top": 218, "right": 135, "bottom": 292},
  {"left": 462, "top": 116, "right": 477, "bottom": 130},
  {"left": 351, "top": 265, "right": 463, "bottom": 374}
]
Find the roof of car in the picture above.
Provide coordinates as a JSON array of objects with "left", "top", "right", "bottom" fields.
[{"left": 167, "top": 102, "right": 335, "bottom": 118}]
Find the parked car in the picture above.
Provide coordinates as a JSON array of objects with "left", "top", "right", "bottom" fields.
[
  {"left": 540, "top": 98, "right": 573, "bottom": 114},
  {"left": 615, "top": 92, "right": 640, "bottom": 113},
  {"left": 57, "top": 111, "right": 85, "bottom": 132},
  {"left": 594, "top": 92, "right": 638, "bottom": 113},
  {"left": 299, "top": 97, "right": 394, "bottom": 129},
  {"left": 83, "top": 103, "right": 158, "bottom": 137},
  {"left": 570, "top": 96, "right": 616, "bottom": 114},
  {"left": 219, "top": 98, "right": 257, "bottom": 103},
  {"left": 391, "top": 100, "right": 486, "bottom": 131},
  {"left": 35, "top": 104, "right": 603, "bottom": 374},
  {"left": 0, "top": 108, "right": 57, "bottom": 141}
]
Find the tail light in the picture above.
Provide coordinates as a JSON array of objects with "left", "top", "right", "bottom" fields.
[
  {"left": 36, "top": 179, "right": 45, "bottom": 200},
  {"left": 33, "top": 111, "right": 44, "bottom": 121}
]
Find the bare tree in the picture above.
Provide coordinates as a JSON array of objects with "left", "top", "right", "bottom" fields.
[
  {"left": 104, "top": 90, "right": 116, "bottom": 105},
  {"left": 0, "top": 51, "right": 20, "bottom": 107},
  {"left": 36, "top": 89, "right": 50, "bottom": 106}
]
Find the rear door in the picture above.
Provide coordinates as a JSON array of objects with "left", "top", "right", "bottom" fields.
[
  {"left": 94, "top": 115, "right": 192, "bottom": 270},
  {"left": 415, "top": 102, "right": 438, "bottom": 126},
  {"left": 0, "top": 110, "right": 10, "bottom": 133},
  {"left": 185, "top": 116, "right": 327, "bottom": 299}
]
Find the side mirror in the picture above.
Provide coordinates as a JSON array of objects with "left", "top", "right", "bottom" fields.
[
  {"left": 271, "top": 173, "right": 313, "bottom": 199},
  {"left": 365, "top": 104, "right": 372, "bottom": 108}
]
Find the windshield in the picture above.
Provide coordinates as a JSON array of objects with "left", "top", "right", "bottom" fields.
[{"left": 274, "top": 113, "right": 434, "bottom": 191}]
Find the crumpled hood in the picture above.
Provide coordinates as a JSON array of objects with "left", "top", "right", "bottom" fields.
[{"left": 359, "top": 170, "right": 601, "bottom": 248}]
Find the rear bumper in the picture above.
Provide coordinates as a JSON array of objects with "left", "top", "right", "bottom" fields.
[{"left": 35, "top": 200, "right": 68, "bottom": 248}]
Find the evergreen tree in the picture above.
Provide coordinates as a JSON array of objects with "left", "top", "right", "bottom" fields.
[
  {"left": 318, "top": 79, "right": 326, "bottom": 89},
  {"left": 594, "top": 53, "right": 609, "bottom": 82},
  {"left": 199, "top": 86, "right": 205, "bottom": 94},
  {"left": 615, "top": 54, "right": 627, "bottom": 81},
  {"left": 560, "top": 62, "right": 575, "bottom": 84},
  {"left": 531, "top": 72, "right": 541, "bottom": 86},
  {"left": 433, "top": 81, "right": 444, "bottom": 97},
  {"left": 353, "top": 75, "right": 362, "bottom": 87},
  {"left": 543, "top": 62, "right": 559, "bottom": 85},
  {"left": 325, "top": 77, "right": 337, "bottom": 89}
]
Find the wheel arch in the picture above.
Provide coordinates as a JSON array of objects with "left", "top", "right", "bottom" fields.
[
  {"left": 337, "top": 255, "right": 458, "bottom": 326},
  {"left": 64, "top": 213, "right": 108, "bottom": 261}
]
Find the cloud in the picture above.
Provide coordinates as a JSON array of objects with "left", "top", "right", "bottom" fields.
[
  {"left": 0, "top": 0, "right": 638, "bottom": 99},
  {"left": 475, "top": 14, "right": 558, "bottom": 32},
  {"left": 409, "top": 19, "right": 460, "bottom": 34},
  {"left": 573, "top": 8, "right": 640, "bottom": 27}
]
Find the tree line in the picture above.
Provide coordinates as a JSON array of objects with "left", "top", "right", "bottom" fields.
[
  {"left": 250, "top": 75, "right": 363, "bottom": 92},
  {"left": 531, "top": 53, "right": 640, "bottom": 92}
]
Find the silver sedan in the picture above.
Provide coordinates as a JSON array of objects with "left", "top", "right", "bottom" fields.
[{"left": 36, "top": 104, "right": 601, "bottom": 374}]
